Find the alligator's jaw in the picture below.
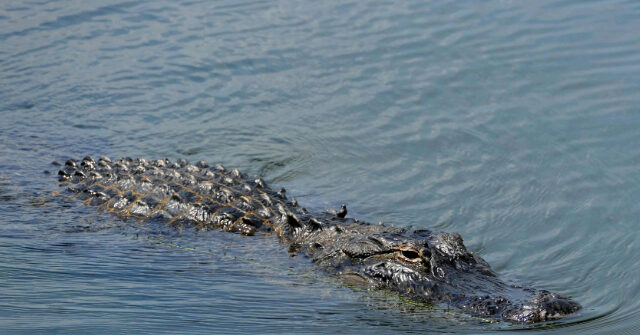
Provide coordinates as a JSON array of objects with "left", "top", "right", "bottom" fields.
[{"left": 56, "top": 156, "right": 581, "bottom": 323}]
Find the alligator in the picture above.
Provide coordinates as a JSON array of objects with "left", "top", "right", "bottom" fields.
[{"left": 56, "top": 156, "right": 581, "bottom": 323}]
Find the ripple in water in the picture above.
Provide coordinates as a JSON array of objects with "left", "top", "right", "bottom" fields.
[{"left": 1, "top": 0, "right": 640, "bottom": 334}]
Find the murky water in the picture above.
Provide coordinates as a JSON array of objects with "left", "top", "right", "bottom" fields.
[{"left": 2, "top": 0, "right": 640, "bottom": 333}]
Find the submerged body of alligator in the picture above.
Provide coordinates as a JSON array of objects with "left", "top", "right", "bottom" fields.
[{"left": 56, "top": 156, "right": 580, "bottom": 323}]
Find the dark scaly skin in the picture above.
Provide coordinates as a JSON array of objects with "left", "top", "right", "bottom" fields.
[{"left": 57, "top": 156, "right": 581, "bottom": 323}]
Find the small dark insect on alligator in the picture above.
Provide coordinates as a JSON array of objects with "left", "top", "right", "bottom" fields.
[{"left": 56, "top": 156, "right": 581, "bottom": 323}]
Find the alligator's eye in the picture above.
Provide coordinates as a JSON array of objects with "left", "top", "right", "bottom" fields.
[
  {"left": 401, "top": 250, "right": 420, "bottom": 259},
  {"left": 397, "top": 249, "right": 422, "bottom": 263}
]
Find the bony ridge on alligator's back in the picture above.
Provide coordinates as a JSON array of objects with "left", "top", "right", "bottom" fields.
[{"left": 56, "top": 155, "right": 581, "bottom": 323}]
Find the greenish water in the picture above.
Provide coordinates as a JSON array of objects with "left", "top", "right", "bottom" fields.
[{"left": 1, "top": 1, "right": 640, "bottom": 334}]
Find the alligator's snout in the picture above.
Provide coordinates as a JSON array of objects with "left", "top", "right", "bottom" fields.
[{"left": 505, "top": 291, "right": 582, "bottom": 323}]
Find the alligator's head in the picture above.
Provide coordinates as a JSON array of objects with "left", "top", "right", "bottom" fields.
[{"left": 305, "top": 225, "right": 581, "bottom": 323}]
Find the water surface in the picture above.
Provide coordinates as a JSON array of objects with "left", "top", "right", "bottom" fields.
[{"left": 1, "top": 0, "right": 640, "bottom": 334}]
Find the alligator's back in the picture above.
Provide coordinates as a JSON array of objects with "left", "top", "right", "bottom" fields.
[
  {"left": 57, "top": 156, "right": 581, "bottom": 323},
  {"left": 57, "top": 156, "right": 297, "bottom": 237}
]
